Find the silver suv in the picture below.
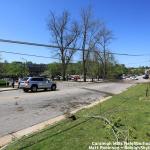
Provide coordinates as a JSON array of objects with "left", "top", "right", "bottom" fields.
[{"left": 19, "top": 77, "right": 57, "bottom": 92}]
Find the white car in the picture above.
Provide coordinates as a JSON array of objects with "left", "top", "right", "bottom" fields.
[
  {"left": 19, "top": 77, "right": 57, "bottom": 92},
  {"left": 130, "top": 76, "right": 138, "bottom": 80}
]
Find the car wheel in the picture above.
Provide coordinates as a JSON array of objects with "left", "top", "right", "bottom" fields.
[
  {"left": 51, "top": 84, "right": 56, "bottom": 91},
  {"left": 31, "top": 85, "right": 37, "bottom": 92},
  {"left": 23, "top": 89, "right": 28, "bottom": 92}
]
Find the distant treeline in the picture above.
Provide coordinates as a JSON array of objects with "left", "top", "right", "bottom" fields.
[{"left": 0, "top": 61, "right": 146, "bottom": 79}]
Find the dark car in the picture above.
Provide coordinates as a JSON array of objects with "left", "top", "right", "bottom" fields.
[{"left": 143, "top": 74, "right": 149, "bottom": 79}]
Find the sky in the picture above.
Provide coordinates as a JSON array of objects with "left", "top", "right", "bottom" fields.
[{"left": 0, "top": 0, "right": 150, "bottom": 67}]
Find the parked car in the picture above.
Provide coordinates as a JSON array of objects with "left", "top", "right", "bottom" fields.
[
  {"left": 143, "top": 74, "right": 149, "bottom": 79},
  {"left": 70, "top": 75, "right": 80, "bottom": 81},
  {"left": 53, "top": 75, "right": 63, "bottom": 80},
  {"left": 130, "top": 75, "right": 138, "bottom": 80},
  {"left": 19, "top": 77, "right": 57, "bottom": 92}
]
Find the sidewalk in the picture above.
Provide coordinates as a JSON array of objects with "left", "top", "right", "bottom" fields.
[{"left": 0, "top": 87, "right": 18, "bottom": 92}]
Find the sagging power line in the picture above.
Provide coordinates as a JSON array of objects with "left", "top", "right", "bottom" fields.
[
  {"left": 0, "top": 50, "right": 60, "bottom": 60},
  {"left": 0, "top": 38, "right": 83, "bottom": 51},
  {"left": 0, "top": 50, "right": 79, "bottom": 62},
  {"left": 0, "top": 38, "right": 149, "bottom": 57}
]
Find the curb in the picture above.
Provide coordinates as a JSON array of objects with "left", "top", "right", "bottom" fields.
[
  {"left": 0, "top": 88, "right": 18, "bottom": 92},
  {"left": 0, "top": 96, "right": 112, "bottom": 149}
]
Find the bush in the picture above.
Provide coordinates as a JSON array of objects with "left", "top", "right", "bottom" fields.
[{"left": 0, "top": 80, "right": 9, "bottom": 86}]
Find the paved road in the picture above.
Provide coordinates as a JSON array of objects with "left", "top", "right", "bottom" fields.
[{"left": 0, "top": 81, "right": 133, "bottom": 137}]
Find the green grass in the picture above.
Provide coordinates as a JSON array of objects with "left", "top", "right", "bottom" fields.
[{"left": 5, "top": 84, "right": 150, "bottom": 150}]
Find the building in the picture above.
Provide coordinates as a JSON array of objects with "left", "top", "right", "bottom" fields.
[{"left": 27, "top": 64, "right": 47, "bottom": 76}]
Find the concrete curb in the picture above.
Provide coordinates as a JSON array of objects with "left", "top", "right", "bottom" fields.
[
  {"left": 0, "top": 88, "right": 18, "bottom": 92},
  {"left": 0, "top": 96, "right": 112, "bottom": 149}
]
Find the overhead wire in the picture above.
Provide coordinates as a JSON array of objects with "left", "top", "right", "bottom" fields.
[
  {"left": 0, "top": 50, "right": 60, "bottom": 60},
  {"left": 0, "top": 38, "right": 150, "bottom": 56},
  {"left": 0, "top": 50, "right": 80, "bottom": 62}
]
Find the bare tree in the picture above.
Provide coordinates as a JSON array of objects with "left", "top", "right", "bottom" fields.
[
  {"left": 96, "top": 25, "right": 113, "bottom": 79},
  {"left": 48, "top": 11, "right": 79, "bottom": 80},
  {"left": 80, "top": 6, "right": 103, "bottom": 82}
]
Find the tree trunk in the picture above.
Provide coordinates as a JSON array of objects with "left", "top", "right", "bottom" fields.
[
  {"left": 82, "top": 31, "right": 87, "bottom": 82},
  {"left": 62, "top": 64, "right": 66, "bottom": 81},
  {"left": 62, "top": 58, "right": 66, "bottom": 81},
  {"left": 62, "top": 69, "right": 66, "bottom": 81},
  {"left": 103, "top": 44, "right": 107, "bottom": 79},
  {"left": 83, "top": 60, "right": 86, "bottom": 82}
]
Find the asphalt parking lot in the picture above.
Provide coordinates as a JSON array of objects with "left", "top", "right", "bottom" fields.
[{"left": 0, "top": 81, "right": 135, "bottom": 137}]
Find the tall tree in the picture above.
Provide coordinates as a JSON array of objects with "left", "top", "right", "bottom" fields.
[
  {"left": 80, "top": 6, "right": 102, "bottom": 82},
  {"left": 48, "top": 11, "right": 79, "bottom": 80},
  {"left": 95, "top": 25, "right": 113, "bottom": 79}
]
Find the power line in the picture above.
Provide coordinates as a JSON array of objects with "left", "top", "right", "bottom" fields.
[
  {"left": 126, "top": 60, "right": 150, "bottom": 65},
  {"left": 0, "top": 38, "right": 83, "bottom": 51},
  {"left": 0, "top": 38, "right": 150, "bottom": 56},
  {"left": 1, "top": 49, "right": 149, "bottom": 65},
  {"left": 0, "top": 50, "right": 80, "bottom": 62},
  {"left": 109, "top": 52, "right": 146, "bottom": 57},
  {"left": 0, "top": 50, "right": 60, "bottom": 60}
]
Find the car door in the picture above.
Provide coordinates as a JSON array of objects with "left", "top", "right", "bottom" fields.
[
  {"left": 41, "top": 78, "right": 48, "bottom": 88},
  {"left": 47, "top": 80, "right": 53, "bottom": 89},
  {"left": 37, "top": 78, "right": 43, "bottom": 88}
]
